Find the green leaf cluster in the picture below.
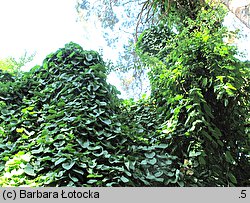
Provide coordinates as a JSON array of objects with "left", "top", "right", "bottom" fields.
[
  {"left": 136, "top": 6, "right": 250, "bottom": 186},
  {"left": 1, "top": 3, "right": 249, "bottom": 186},
  {"left": 0, "top": 42, "right": 182, "bottom": 186}
]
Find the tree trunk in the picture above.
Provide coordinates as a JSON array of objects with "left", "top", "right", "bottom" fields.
[{"left": 220, "top": 0, "right": 250, "bottom": 29}]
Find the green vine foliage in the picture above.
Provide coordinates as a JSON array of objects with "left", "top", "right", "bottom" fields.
[
  {"left": 0, "top": 4, "right": 249, "bottom": 186},
  {"left": 0, "top": 42, "right": 183, "bottom": 186},
  {"left": 136, "top": 6, "right": 250, "bottom": 186}
]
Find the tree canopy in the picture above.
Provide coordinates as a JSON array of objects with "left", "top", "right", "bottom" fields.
[{"left": 76, "top": 0, "right": 250, "bottom": 99}]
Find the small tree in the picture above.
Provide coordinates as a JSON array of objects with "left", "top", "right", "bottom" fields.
[{"left": 0, "top": 51, "right": 35, "bottom": 76}]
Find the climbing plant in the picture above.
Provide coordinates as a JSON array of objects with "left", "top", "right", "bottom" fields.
[
  {"left": 0, "top": 1, "right": 249, "bottom": 187},
  {"left": 136, "top": 4, "right": 250, "bottom": 186},
  {"left": 0, "top": 42, "right": 183, "bottom": 187}
]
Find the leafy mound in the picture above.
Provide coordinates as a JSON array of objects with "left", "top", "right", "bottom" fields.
[
  {"left": 0, "top": 42, "right": 181, "bottom": 187},
  {"left": 0, "top": 42, "right": 125, "bottom": 186}
]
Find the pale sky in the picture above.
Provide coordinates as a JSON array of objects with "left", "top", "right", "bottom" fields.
[
  {"left": 0, "top": 0, "right": 124, "bottom": 93},
  {"left": 0, "top": 0, "right": 249, "bottom": 62},
  {"left": 224, "top": 11, "right": 250, "bottom": 60},
  {"left": 0, "top": 0, "right": 249, "bottom": 98},
  {"left": 0, "top": 0, "right": 105, "bottom": 69}
]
